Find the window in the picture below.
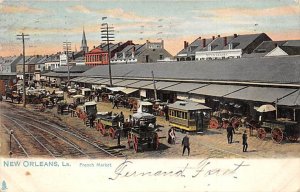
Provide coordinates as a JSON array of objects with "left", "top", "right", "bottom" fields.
[
  {"left": 229, "top": 43, "right": 233, "bottom": 50},
  {"left": 159, "top": 54, "right": 164, "bottom": 60},
  {"left": 146, "top": 55, "right": 149, "bottom": 63}
]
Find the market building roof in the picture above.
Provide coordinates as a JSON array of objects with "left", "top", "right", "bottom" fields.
[
  {"left": 277, "top": 89, "right": 300, "bottom": 106},
  {"left": 81, "top": 55, "right": 300, "bottom": 85}
]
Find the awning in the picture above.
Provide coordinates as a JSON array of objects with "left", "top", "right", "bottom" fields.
[
  {"left": 162, "top": 83, "right": 208, "bottom": 92},
  {"left": 71, "top": 77, "right": 85, "bottom": 82},
  {"left": 105, "top": 87, "right": 124, "bottom": 92},
  {"left": 224, "top": 87, "right": 297, "bottom": 103},
  {"left": 189, "top": 94, "right": 206, "bottom": 103},
  {"left": 127, "top": 80, "right": 153, "bottom": 89},
  {"left": 189, "top": 84, "right": 247, "bottom": 97},
  {"left": 114, "top": 79, "right": 140, "bottom": 87},
  {"left": 277, "top": 89, "right": 300, "bottom": 106},
  {"left": 141, "top": 81, "right": 179, "bottom": 90},
  {"left": 102, "top": 79, "right": 125, "bottom": 86},
  {"left": 176, "top": 93, "right": 189, "bottom": 100},
  {"left": 94, "top": 78, "right": 110, "bottom": 85},
  {"left": 120, "top": 88, "right": 138, "bottom": 95}
]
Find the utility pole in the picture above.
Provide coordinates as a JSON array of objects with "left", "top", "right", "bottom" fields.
[
  {"left": 63, "top": 41, "right": 71, "bottom": 86},
  {"left": 152, "top": 71, "right": 158, "bottom": 101},
  {"left": 17, "top": 33, "right": 29, "bottom": 107},
  {"left": 101, "top": 22, "right": 114, "bottom": 87}
]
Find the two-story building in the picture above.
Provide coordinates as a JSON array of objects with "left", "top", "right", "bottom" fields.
[
  {"left": 194, "top": 33, "right": 272, "bottom": 60},
  {"left": 85, "top": 41, "right": 135, "bottom": 66},
  {"left": 111, "top": 40, "right": 173, "bottom": 64},
  {"left": 44, "top": 54, "right": 60, "bottom": 71},
  {"left": 0, "top": 55, "right": 22, "bottom": 94}
]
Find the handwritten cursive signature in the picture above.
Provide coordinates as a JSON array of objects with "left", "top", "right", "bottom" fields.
[{"left": 109, "top": 158, "right": 249, "bottom": 180}]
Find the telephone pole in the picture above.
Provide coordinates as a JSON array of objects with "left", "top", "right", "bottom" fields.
[
  {"left": 101, "top": 22, "right": 114, "bottom": 87},
  {"left": 63, "top": 41, "right": 71, "bottom": 85},
  {"left": 17, "top": 33, "right": 29, "bottom": 107},
  {"left": 152, "top": 71, "right": 158, "bottom": 101}
]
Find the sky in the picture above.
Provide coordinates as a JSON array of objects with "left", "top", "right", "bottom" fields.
[{"left": 0, "top": 0, "right": 299, "bottom": 57}]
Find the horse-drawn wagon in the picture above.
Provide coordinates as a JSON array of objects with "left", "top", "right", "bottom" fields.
[
  {"left": 256, "top": 119, "right": 299, "bottom": 143},
  {"left": 127, "top": 112, "right": 159, "bottom": 152},
  {"left": 95, "top": 112, "right": 120, "bottom": 137}
]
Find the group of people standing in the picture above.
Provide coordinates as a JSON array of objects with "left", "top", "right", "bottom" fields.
[{"left": 226, "top": 123, "right": 248, "bottom": 152}]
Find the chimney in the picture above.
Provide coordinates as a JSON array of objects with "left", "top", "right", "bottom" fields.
[
  {"left": 184, "top": 41, "right": 189, "bottom": 49},
  {"left": 202, "top": 38, "right": 206, "bottom": 47},
  {"left": 223, "top": 37, "right": 227, "bottom": 46},
  {"left": 93, "top": 46, "right": 95, "bottom": 48},
  {"left": 161, "top": 40, "right": 164, "bottom": 48},
  {"left": 234, "top": 34, "right": 238, "bottom": 38},
  {"left": 198, "top": 36, "right": 201, "bottom": 40},
  {"left": 217, "top": 34, "right": 221, "bottom": 37},
  {"left": 131, "top": 47, "right": 135, "bottom": 58},
  {"left": 212, "top": 36, "right": 215, "bottom": 40}
]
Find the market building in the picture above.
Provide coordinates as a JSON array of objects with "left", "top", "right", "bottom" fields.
[{"left": 70, "top": 55, "right": 300, "bottom": 123}]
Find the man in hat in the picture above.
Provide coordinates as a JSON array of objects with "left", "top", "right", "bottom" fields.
[{"left": 182, "top": 133, "right": 190, "bottom": 156}]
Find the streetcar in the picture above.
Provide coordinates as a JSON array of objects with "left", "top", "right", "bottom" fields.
[{"left": 168, "top": 101, "right": 211, "bottom": 132}]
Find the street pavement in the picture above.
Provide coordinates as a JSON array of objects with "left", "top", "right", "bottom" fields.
[
  {"left": 12, "top": 88, "right": 300, "bottom": 159},
  {"left": 50, "top": 91, "right": 300, "bottom": 159}
]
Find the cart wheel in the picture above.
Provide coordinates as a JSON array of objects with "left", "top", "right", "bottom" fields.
[
  {"left": 287, "top": 135, "right": 299, "bottom": 142},
  {"left": 96, "top": 122, "right": 103, "bottom": 131},
  {"left": 209, "top": 117, "right": 219, "bottom": 129},
  {"left": 127, "top": 133, "right": 132, "bottom": 149},
  {"left": 222, "top": 119, "right": 229, "bottom": 129},
  {"left": 257, "top": 128, "right": 266, "bottom": 140},
  {"left": 100, "top": 125, "right": 106, "bottom": 136},
  {"left": 109, "top": 127, "right": 115, "bottom": 139},
  {"left": 271, "top": 128, "right": 283, "bottom": 143},
  {"left": 133, "top": 135, "right": 138, "bottom": 153}
]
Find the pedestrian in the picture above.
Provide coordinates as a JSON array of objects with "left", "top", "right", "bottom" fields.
[
  {"left": 89, "top": 114, "right": 95, "bottom": 128},
  {"left": 167, "top": 128, "right": 172, "bottom": 144},
  {"left": 119, "top": 111, "right": 124, "bottom": 123},
  {"left": 96, "top": 92, "right": 100, "bottom": 102},
  {"left": 128, "top": 115, "right": 132, "bottom": 126},
  {"left": 17, "top": 91, "right": 21, "bottom": 104},
  {"left": 164, "top": 106, "right": 169, "bottom": 121},
  {"left": 226, "top": 122, "right": 235, "bottom": 144},
  {"left": 182, "top": 133, "right": 190, "bottom": 156},
  {"left": 169, "top": 128, "right": 176, "bottom": 144},
  {"left": 112, "top": 98, "right": 119, "bottom": 109},
  {"left": 242, "top": 130, "right": 248, "bottom": 152},
  {"left": 116, "top": 130, "right": 121, "bottom": 146}
]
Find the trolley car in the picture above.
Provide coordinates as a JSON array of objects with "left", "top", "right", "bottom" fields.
[{"left": 168, "top": 101, "right": 211, "bottom": 132}]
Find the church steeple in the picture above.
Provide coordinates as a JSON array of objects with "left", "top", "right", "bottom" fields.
[{"left": 80, "top": 27, "right": 88, "bottom": 53}]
